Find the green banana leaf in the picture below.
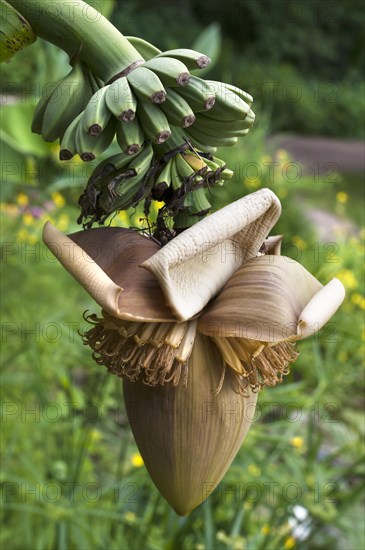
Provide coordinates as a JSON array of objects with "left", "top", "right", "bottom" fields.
[
  {"left": 191, "top": 23, "right": 222, "bottom": 76},
  {"left": 0, "top": 101, "right": 51, "bottom": 157},
  {"left": 87, "top": 0, "right": 116, "bottom": 19}
]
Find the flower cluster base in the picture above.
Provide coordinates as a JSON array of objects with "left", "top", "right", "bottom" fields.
[
  {"left": 213, "top": 336, "right": 299, "bottom": 395},
  {"left": 81, "top": 312, "right": 197, "bottom": 386},
  {"left": 82, "top": 311, "right": 299, "bottom": 394}
]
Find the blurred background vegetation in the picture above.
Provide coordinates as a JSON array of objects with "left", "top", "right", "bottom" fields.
[{"left": 1, "top": 0, "right": 364, "bottom": 549}]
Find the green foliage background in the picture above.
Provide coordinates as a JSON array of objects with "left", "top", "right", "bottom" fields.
[{"left": 1, "top": 1, "right": 364, "bottom": 549}]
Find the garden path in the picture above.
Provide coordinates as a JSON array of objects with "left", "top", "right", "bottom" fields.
[{"left": 269, "top": 135, "right": 364, "bottom": 241}]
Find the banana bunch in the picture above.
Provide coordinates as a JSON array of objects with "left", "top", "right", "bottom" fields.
[
  {"left": 54, "top": 40, "right": 254, "bottom": 164},
  {"left": 32, "top": 60, "right": 99, "bottom": 142},
  {"left": 70, "top": 47, "right": 215, "bottom": 156},
  {"left": 29, "top": 30, "right": 255, "bottom": 167},
  {"left": 123, "top": 37, "right": 255, "bottom": 148},
  {"left": 77, "top": 132, "right": 233, "bottom": 231},
  {"left": 0, "top": 0, "right": 36, "bottom": 62}
]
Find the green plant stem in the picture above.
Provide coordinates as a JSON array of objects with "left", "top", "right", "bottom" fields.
[{"left": 6, "top": 0, "right": 143, "bottom": 82}]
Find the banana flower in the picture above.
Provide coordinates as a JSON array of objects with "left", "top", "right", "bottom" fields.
[{"left": 43, "top": 188, "right": 345, "bottom": 515}]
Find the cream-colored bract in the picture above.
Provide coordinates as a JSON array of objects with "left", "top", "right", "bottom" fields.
[
  {"left": 142, "top": 188, "right": 281, "bottom": 321},
  {"left": 297, "top": 278, "right": 346, "bottom": 339}
]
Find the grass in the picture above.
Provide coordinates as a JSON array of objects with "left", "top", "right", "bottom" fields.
[{"left": 1, "top": 159, "right": 364, "bottom": 550}]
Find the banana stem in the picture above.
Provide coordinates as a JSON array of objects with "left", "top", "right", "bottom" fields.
[{"left": 6, "top": 0, "right": 144, "bottom": 82}]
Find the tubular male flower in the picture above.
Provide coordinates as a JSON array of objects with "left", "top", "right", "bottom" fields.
[{"left": 43, "top": 188, "right": 345, "bottom": 514}]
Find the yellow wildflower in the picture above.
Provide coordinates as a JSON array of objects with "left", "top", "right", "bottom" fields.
[
  {"left": 216, "top": 531, "right": 227, "bottom": 542},
  {"left": 262, "top": 525, "right": 270, "bottom": 535},
  {"left": 22, "top": 213, "right": 34, "bottom": 226},
  {"left": 124, "top": 511, "right": 136, "bottom": 522},
  {"left": 244, "top": 176, "right": 261, "bottom": 190},
  {"left": 247, "top": 463, "right": 261, "bottom": 476},
  {"left": 351, "top": 293, "right": 365, "bottom": 310},
  {"left": 16, "top": 193, "right": 29, "bottom": 207},
  {"left": 336, "top": 192, "right": 348, "bottom": 204},
  {"left": 276, "top": 149, "right": 289, "bottom": 162},
  {"left": 131, "top": 452, "right": 144, "bottom": 468},
  {"left": 17, "top": 228, "right": 37, "bottom": 244},
  {"left": 291, "top": 437, "right": 304, "bottom": 450},
  {"left": 1, "top": 203, "right": 19, "bottom": 216},
  {"left": 292, "top": 236, "right": 307, "bottom": 251},
  {"left": 284, "top": 536, "right": 296, "bottom": 549},
  {"left": 51, "top": 192, "right": 66, "bottom": 208},
  {"left": 337, "top": 269, "right": 357, "bottom": 290},
  {"left": 117, "top": 210, "right": 129, "bottom": 226},
  {"left": 89, "top": 429, "right": 102, "bottom": 443},
  {"left": 57, "top": 214, "right": 70, "bottom": 232}
]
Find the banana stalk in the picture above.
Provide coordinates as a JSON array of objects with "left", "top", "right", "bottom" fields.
[
  {"left": 6, "top": 0, "right": 143, "bottom": 82},
  {"left": 0, "top": 0, "right": 36, "bottom": 62}
]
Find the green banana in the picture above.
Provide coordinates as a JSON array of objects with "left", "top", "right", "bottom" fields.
[
  {"left": 156, "top": 48, "right": 211, "bottom": 70},
  {"left": 183, "top": 132, "right": 217, "bottom": 154},
  {"left": 41, "top": 62, "right": 92, "bottom": 142},
  {"left": 100, "top": 143, "right": 154, "bottom": 212},
  {"left": 180, "top": 151, "right": 233, "bottom": 185},
  {"left": 137, "top": 101, "right": 171, "bottom": 144},
  {"left": 180, "top": 151, "right": 207, "bottom": 171},
  {"left": 199, "top": 156, "right": 219, "bottom": 172},
  {"left": 223, "top": 83, "right": 253, "bottom": 107},
  {"left": 81, "top": 85, "right": 111, "bottom": 136},
  {"left": 143, "top": 57, "right": 190, "bottom": 87},
  {"left": 0, "top": 0, "right": 36, "bottom": 62},
  {"left": 170, "top": 157, "right": 182, "bottom": 191},
  {"left": 94, "top": 75, "right": 105, "bottom": 89},
  {"left": 127, "top": 66, "right": 167, "bottom": 103},
  {"left": 208, "top": 155, "right": 226, "bottom": 169},
  {"left": 106, "top": 77, "right": 137, "bottom": 122},
  {"left": 127, "top": 142, "right": 154, "bottom": 177},
  {"left": 116, "top": 116, "right": 144, "bottom": 155},
  {"left": 59, "top": 112, "right": 83, "bottom": 161},
  {"left": 153, "top": 160, "right": 172, "bottom": 198},
  {"left": 87, "top": 70, "right": 102, "bottom": 95},
  {"left": 75, "top": 116, "right": 116, "bottom": 161},
  {"left": 152, "top": 126, "right": 190, "bottom": 158},
  {"left": 177, "top": 75, "right": 216, "bottom": 112},
  {"left": 31, "top": 80, "right": 59, "bottom": 134},
  {"left": 187, "top": 187, "right": 211, "bottom": 215},
  {"left": 159, "top": 88, "right": 196, "bottom": 128},
  {"left": 218, "top": 168, "right": 234, "bottom": 181},
  {"left": 98, "top": 171, "right": 141, "bottom": 214},
  {"left": 195, "top": 113, "right": 253, "bottom": 133},
  {"left": 175, "top": 152, "right": 196, "bottom": 179},
  {"left": 173, "top": 210, "right": 201, "bottom": 230},
  {"left": 125, "top": 35, "right": 161, "bottom": 60},
  {"left": 204, "top": 81, "right": 254, "bottom": 122},
  {"left": 199, "top": 156, "right": 233, "bottom": 181},
  {"left": 86, "top": 150, "right": 140, "bottom": 190},
  {"left": 186, "top": 125, "right": 238, "bottom": 147},
  {"left": 85, "top": 148, "right": 145, "bottom": 193},
  {"left": 175, "top": 154, "right": 208, "bottom": 201}
]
